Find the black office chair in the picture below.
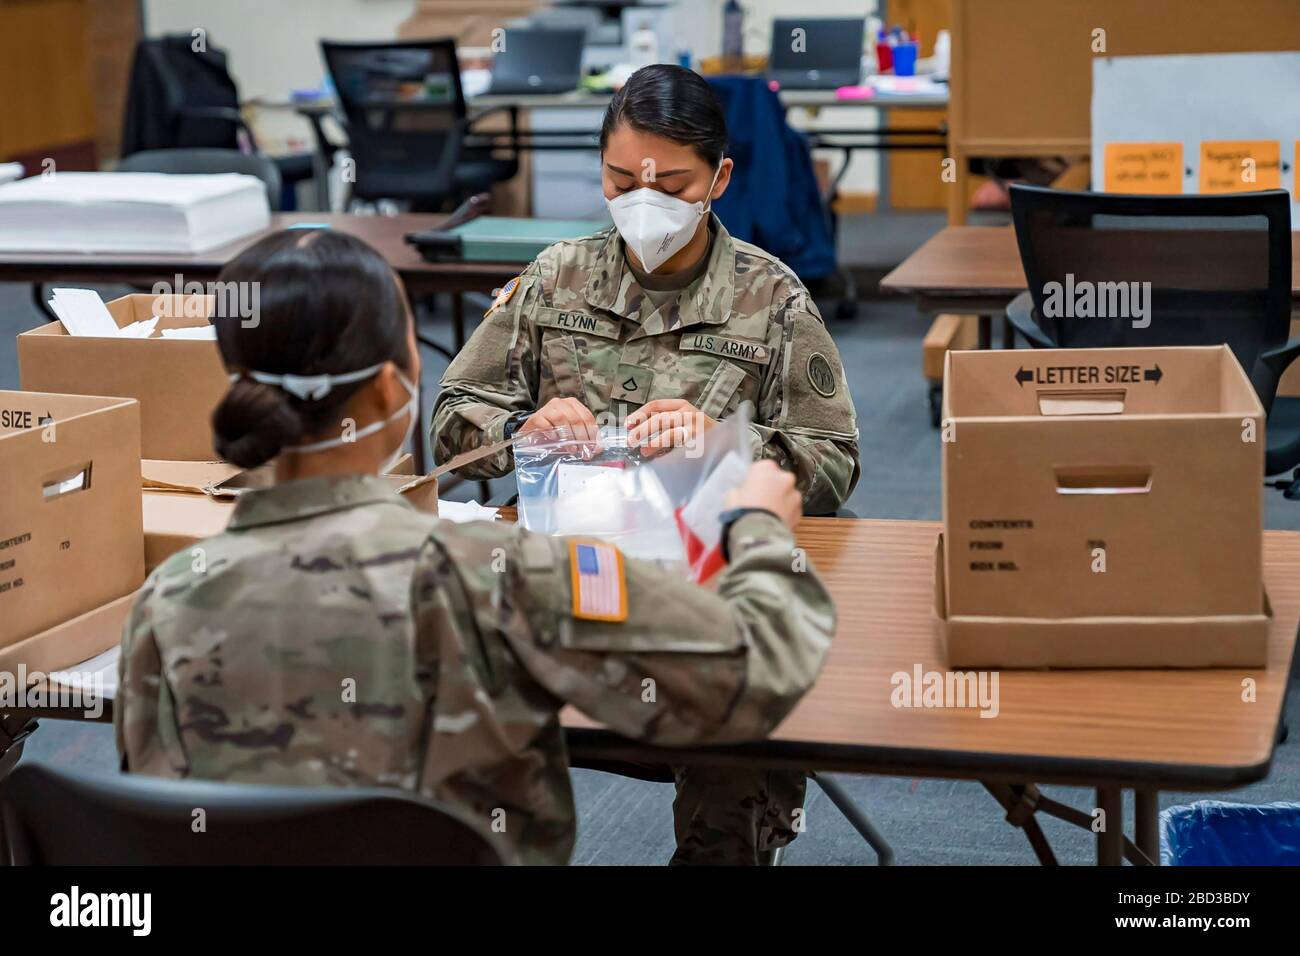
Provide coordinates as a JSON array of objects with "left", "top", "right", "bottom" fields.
[
  {"left": 117, "top": 147, "right": 282, "bottom": 211},
  {"left": 1, "top": 763, "right": 506, "bottom": 865},
  {"left": 320, "top": 39, "right": 518, "bottom": 212},
  {"left": 1005, "top": 184, "right": 1300, "bottom": 494},
  {"left": 121, "top": 35, "right": 315, "bottom": 210}
]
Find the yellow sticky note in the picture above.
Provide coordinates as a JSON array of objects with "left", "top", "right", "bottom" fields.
[
  {"left": 1199, "top": 140, "right": 1281, "bottom": 193},
  {"left": 1103, "top": 143, "right": 1183, "bottom": 194}
]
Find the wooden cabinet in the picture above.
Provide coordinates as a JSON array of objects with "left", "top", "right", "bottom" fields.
[
  {"left": 0, "top": 0, "right": 96, "bottom": 167},
  {"left": 884, "top": 0, "right": 951, "bottom": 211},
  {"left": 0, "top": 0, "right": 138, "bottom": 169}
]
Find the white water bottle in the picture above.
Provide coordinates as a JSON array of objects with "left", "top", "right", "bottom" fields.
[{"left": 630, "top": 20, "right": 659, "bottom": 69}]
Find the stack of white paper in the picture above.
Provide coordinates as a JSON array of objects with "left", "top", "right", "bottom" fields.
[
  {"left": 0, "top": 172, "right": 271, "bottom": 254},
  {"left": 46, "top": 288, "right": 120, "bottom": 336}
]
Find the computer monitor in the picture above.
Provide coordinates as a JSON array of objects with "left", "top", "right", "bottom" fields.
[{"left": 768, "top": 18, "right": 866, "bottom": 90}]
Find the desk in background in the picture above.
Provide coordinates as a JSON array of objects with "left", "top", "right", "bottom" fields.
[{"left": 882, "top": 226, "right": 1300, "bottom": 349}]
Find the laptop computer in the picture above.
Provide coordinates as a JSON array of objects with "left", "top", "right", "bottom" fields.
[
  {"left": 768, "top": 18, "right": 866, "bottom": 90},
  {"left": 488, "top": 28, "right": 586, "bottom": 95}
]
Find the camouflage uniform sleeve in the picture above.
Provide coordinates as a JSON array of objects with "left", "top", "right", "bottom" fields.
[
  {"left": 430, "top": 260, "right": 547, "bottom": 479},
  {"left": 114, "top": 583, "right": 189, "bottom": 776},
  {"left": 497, "top": 513, "right": 833, "bottom": 747},
  {"left": 754, "top": 292, "right": 860, "bottom": 515}
]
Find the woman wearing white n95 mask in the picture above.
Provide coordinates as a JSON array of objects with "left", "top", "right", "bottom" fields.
[{"left": 432, "top": 64, "right": 859, "bottom": 866}]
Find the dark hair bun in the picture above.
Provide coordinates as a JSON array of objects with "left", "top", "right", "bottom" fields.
[{"left": 212, "top": 377, "right": 304, "bottom": 468}]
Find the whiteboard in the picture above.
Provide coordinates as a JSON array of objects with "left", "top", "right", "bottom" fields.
[{"left": 1092, "top": 51, "right": 1300, "bottom": 218}]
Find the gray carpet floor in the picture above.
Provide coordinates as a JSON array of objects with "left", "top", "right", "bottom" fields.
[{"left": 4, "top": 209, "right": 1297, "bottom": 864}]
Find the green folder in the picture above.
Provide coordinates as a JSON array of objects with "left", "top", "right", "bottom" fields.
[{"left": 449, "top": 216, "right": 611, "bottom": 262}]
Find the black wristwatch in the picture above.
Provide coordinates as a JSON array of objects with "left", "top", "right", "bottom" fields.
[
  {"left": 502, "top": 412, "right": 529, "bottom": 440},
  {"left": 717, "top": 507, "right": 781, "bottom": 563}
]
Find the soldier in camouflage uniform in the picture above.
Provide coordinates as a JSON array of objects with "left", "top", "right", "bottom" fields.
[
  {"left": 432, "top": 217, "right": 859, "bottom": 515},
  {"left": 431, "top": 64, "right": 858, "bottom": 864},
  {"left": 115, "top": 469, "right": 831, "bottom": 866},
  {"left": 114, "top": 224, "right": 834, "bottom": 867}
]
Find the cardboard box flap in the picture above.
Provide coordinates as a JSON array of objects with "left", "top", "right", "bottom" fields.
[
  {"left": 0, "top": 591, "right": 136, "bottom": 678},
  {"left": 944, "top": 345, "right": 1263, "bottom": 420},
  {"left": 428, "top": 437, "right": 517, "bottom": 479},
  {"left": 142, "top": 459, "right": 243, "bottom": 493}
]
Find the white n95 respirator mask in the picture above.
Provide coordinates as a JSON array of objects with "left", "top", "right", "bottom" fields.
[{"left": 606, "top": 159, "right": 724, "bottom": 274}]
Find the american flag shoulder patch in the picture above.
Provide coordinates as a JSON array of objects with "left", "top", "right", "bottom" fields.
[
  {"left": 568, "top": 540, "right": 628, "bottom": 623},
  {"left": 484, "top": 276, "right": 522, "bottom": 317}
]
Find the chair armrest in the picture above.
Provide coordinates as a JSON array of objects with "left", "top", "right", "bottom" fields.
[
  {"left": 1261, "top": 336, "right": 1300, "bottom": 378},
  {"left": 1005, "top": 291, "right": 1056, "bottom": 349},
  {"left": 465, "top": 105, "right": 519, "bottom": 159},
  {"left": 466, "top": 105, "right": 513, "bottom": 128},
  {"left": 179, "top": 105, "right": 259, "bottom": 151}
]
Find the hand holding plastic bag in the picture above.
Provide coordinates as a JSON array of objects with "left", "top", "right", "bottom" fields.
[{"left": 515, "top": 404, "right": 757, "bottom": 580}]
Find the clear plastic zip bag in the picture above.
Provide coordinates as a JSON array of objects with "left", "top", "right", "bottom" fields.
[{"left": 514, "top": 404, "right": 754, "bottom": 580}]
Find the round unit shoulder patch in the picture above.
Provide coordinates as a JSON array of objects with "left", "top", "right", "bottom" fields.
[{"left": 806, "top": 352, "right": 838, "bottom": 397}]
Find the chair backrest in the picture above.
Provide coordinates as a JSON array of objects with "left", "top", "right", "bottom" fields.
[
  {"left": 117, "top": 147, "right": 282, "bottom": 211},
  {"left": 1010, "top": 184, "right": 1293, "bottom": 406},
  {"left": 2, "top": 763, "right": 506, "bottom": 865},
  {"left": 122, "top": 36, "right": 242, "bottom": 153},
  {"left": 706, "top": 75, "right": 837, "bottom": 281},
  {"left": 320, "top": 39, "right": 466, "bottom": 203}
]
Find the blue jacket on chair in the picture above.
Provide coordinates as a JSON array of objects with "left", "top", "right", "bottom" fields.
[{"left": 705, "top": 75, "right": 836, "bottom": 281}]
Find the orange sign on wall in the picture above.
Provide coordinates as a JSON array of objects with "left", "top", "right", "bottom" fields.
[
  {"left": 1199, "top": 141, "right": 1282, "bottom": 193},
  {"left": 1103, "top": 143, "right": 1183, "bottom": 194}
]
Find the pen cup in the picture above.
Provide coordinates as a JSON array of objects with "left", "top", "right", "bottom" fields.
[
  {"left": 893, "top": 41, "right": 918, "bottom": 76},
  {"left": 875, "top": 41, "right": 893, "bottom": 73}
]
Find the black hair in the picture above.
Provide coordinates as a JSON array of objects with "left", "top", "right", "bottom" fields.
[
  {"left": 599, "top": 64, "right": 727, "bottom": 166},
  {"left": 210, "top": 229, "right": 411, "bottom": 469}
]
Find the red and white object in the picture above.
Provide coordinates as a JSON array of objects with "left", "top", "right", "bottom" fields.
[{"left": 673, "top": 451, "right": 751, "bottom": 582}]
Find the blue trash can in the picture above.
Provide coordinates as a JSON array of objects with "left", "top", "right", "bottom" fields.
[{"left": 1160, "top": 800, "right": 1300, "bottom": 865}]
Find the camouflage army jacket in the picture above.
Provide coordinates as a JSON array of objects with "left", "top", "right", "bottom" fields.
[
  {"left": 431, "top": 217, "right": 860, "bottom": 514},
  {"left": 115, "top": 475, "right": 834, "bottom": 865}
]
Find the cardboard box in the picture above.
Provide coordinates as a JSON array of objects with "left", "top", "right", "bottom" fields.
[
  {"left": 934, "top": 535, "right": 1270, "bottom": 668},
  {"left": 939, "top": 345, "right": 1267, "bottom": 668},
  {"left": 139, "top": 461, "right": 447, "bottom": 571},
  {"left": 18, "top": 293, "right": 229, "bottom": 460},
  {"left": 0, "top": 592, "right": 135, "bottom": 681},
  {"left": 0, "top": 391, "right": 145, "bottom": 648}
]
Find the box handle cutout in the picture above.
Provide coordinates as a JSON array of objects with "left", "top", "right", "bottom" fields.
[
  {"left": 42, "top": 462, "right": 92, "bottom": 501},
  {"left": 1038, "top": 390, "right": 1126, "bottom": 416},
  {"left": 1054, "top": 466, "right": 1150, "bottom": 495}
]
